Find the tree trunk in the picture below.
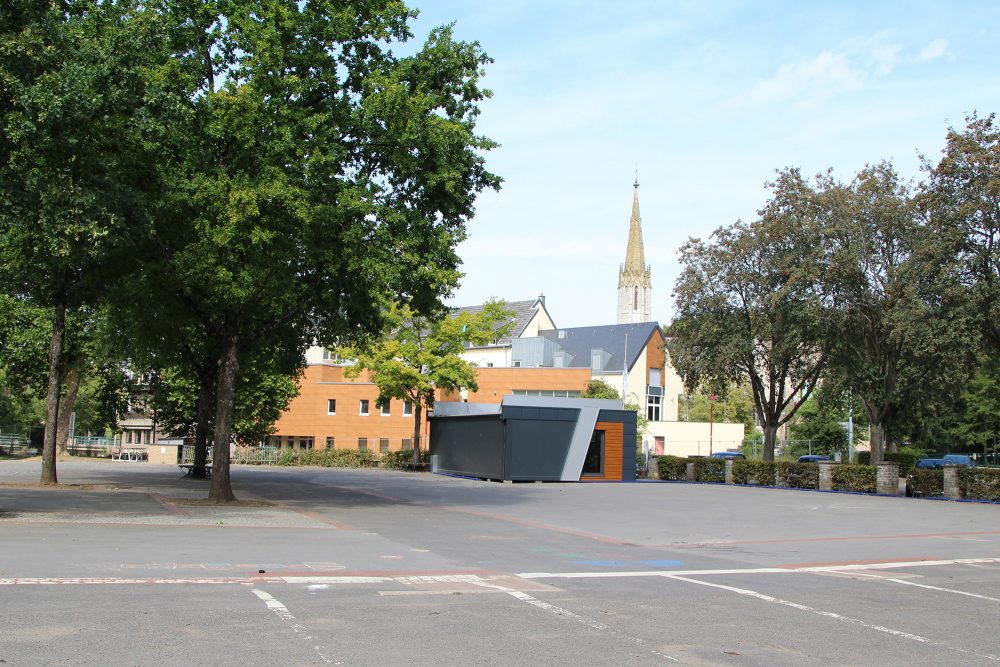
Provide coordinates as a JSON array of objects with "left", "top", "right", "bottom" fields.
[
  {"left": 869, "top": 421, "right": 886, "bottom": 464},
  {"left": 208, "top": 336, "right": 239, "bottom": 503},
  {"left": 191, "top": 369, "right": 214, "bottom": 479},
  {"left": 762, "top": 421, "right": 778, "bottom": 462},
  {"left": 412, "top": 400, "right": 422, "bottom": 467},
  {"left": 41, "top": 302, "right": 66, "bottom": 485},
  {"left": 56, "top": 366, "right": 82, "bottom": 454}
]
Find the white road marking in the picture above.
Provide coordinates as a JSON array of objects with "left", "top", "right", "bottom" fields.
[
  {"left": 517, "top": 556, "right": 1000, "bottom": 580},
  {"left": 251, "top": 588, "right": 337, "bottom": 665},
  {"left": 665, "top": 574, "right": 1000, "bottom": 662},
  {"left": 468, "top": 577, "right": 680, "bottom": 662},
  {"left": 847, "top": 572, "right": 1000, "bottom": 603}
]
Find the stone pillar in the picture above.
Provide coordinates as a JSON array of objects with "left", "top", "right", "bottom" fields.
[
  {"left": 686, "top": 462, "right": 696, "bottom": 482},
  {"left": 725, "top": 459, "right": 734, "bottom": 485},
  {"left": 818, "top": 461, "right": 835, "bottom": 491},
  {"left": 943, "top": 465, "right": 962, "bottom": 499},
  {"left": 877, "top": 462, "right": 899, "bottom": 496}
]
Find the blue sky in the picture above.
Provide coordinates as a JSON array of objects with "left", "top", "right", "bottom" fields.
[{"left": 407, "top": 1, "right": 1000, "bottom": 328}]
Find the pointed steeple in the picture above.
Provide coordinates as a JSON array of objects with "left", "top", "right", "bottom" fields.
[
  {"left": 617, "top": 176, "right": 652, "bottom": 324},
  {"left": 624, "top": 178, "right": 645, "bottom": 273}
]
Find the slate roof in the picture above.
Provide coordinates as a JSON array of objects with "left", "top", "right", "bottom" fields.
[
  {"left": 537, "top": 321, "right": 663, "bottom": 373},
  {"left": 453, "top": 298, "right": 546, "bottom": 346}
]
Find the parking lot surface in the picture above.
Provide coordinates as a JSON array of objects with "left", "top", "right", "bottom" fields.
[{"left": 2, "top": 459, "right": 998, "bottom": 665}]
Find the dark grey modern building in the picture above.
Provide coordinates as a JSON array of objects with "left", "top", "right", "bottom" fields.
[{"left": 428, "top": 396, "right": 637, "bottom": 482}]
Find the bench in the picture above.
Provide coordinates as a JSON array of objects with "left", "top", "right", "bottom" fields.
[{"left": 178, "top": 464, "right": 213, "bottom": 478}]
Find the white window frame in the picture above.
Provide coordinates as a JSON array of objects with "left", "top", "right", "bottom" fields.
[
  {"left": 359, "top": 399, "right": 369, "bottom": 416},
  {"left": 402, "top": 400, "right": 413, "bottom": 417},
  {"left": 327, "top": 399, "right": 336, "bottom": 415},
  {"left": 379, "top": 400, "right": 390, "bottom": 417}
]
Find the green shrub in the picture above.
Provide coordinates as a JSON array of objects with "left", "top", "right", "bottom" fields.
[
  {"left": 775, "top": 462, "right": 819, "bottom": 489},
  {"left": 274, "top": 447, "right": 378, "bottom": 468},
  {"left": 732, "top": 460, "right": 775, "bottom": 486},
  {"left": 831, "top": 464, "right": 876, "bottom": 493},
  {"left": 959, "top": 468, "right": 1000, "bottom": 502},
  {"left": 907, "top": 469, "right": 944, "bottom": 497},
  {"left": 693, "top": 458, "right": 725, "bottom": 483},
  {"left": 657, "top": 455, "right": 687, "bottom": 481},
  {"left": 885, "top": 448, "right": 922, "bottom": 476}
]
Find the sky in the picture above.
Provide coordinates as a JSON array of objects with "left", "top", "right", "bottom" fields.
[{"left": 405, "top": 1, "right": 1000, "bottom": 328}]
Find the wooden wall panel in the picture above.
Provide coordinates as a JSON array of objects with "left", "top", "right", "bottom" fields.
[{"left": 584, "top": 421, "right": 624, "bottom": 481}]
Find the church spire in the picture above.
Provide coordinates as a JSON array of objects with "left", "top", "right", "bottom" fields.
[
  {"left": 624, "top": 178, "right": 645, "bottom": 273},
  {"left": 618, "top": 177, "right": 652, "bottom": 324}
]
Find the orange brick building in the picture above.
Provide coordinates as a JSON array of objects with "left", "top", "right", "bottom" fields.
[{"left": 269, "top": 363, "right": 592, "bottom": 454}]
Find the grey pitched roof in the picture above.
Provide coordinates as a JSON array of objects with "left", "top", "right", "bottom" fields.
[
  {"left": 537, "top": 322, "right": 662, "bottom": 373},
  {"left": 453, "top": 298, "right": 545, "bottom": 346}
]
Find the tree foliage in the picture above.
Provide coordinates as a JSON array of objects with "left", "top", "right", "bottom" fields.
[
  {"left": 824, "top": 163, "right": 976, "bottom": 461},
  {"left": 339, "top": 300, "right": 513, "bottom": 465},
  {"left": 580, "top": 379, "right": 620, "bottom": 399},
  {"left": 671, "top": 169, "right": 833, "bottom": 461}
]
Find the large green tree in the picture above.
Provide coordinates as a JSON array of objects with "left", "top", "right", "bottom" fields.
[
  {"left": 139, "top": 1, "right": 500, "bottom": 501},
  {"left": 824, "top": 163, "right": 976, "bottom": 462},
  {"left": 671, "top": 169, "right": 833, "bottom": 461},
  {"left": 922, "top": 113, "right": 1000, "bottom": 349},
  {"left": 339, "top": 300, "right": 513, "bottom": 466},
  {"left": 0, "top": 1, "right": 168, "bottom": 483}
]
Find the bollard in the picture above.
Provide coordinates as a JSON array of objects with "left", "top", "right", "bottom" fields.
[
  {"left": 725, "top": 459, "right": 734, "bottom": 485},
  {"left": 942, "top": 464, "right": 962, "bottom": 499},
  {"left": 876, "top": 462, "right": 900, "bottom": 496},
  {"left": 818, "top": 461, "right": 835, "bottom": 491}
]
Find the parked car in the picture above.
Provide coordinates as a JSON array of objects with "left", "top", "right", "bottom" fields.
[
  {"left": 797, "top": 455, "right": 832, "bottom": 463},
  {"left": 710, "top": 451, "right": 745, "bottom": 460},
  {"left": 914, "top": 458, "right": 946, "bottom": 469},
  {"left": 942, "top": 454, "right": 974, "bottom": 467}
]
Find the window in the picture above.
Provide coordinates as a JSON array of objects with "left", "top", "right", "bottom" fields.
[
  {"left": 402, "top": 400, "right": 413, "bottom": 416},
  {"left": 633, "top": 286, "right": 639, "bottom": 310},
  {"left": 327, "top": 399, "right": 336, "bottom": 415},
  {"left": 322, "top": 348, "right": 337, "bottom": 361},
  {"left": 379, "top": 400, "right": 390, "bottom": 416},
  {"left": 512, "top": 389, "right": 581, "bottom": 398},
  {"left": 582, "top": 430, "right": 605, "bottom": 477},
  {"left": 299, "top": 437, "right": 313, "bottom": 450},
  {"left": 325, "top": 436, "right": 334, "bottom": 449},
  {"left": 379, "top": 438, "right": 390, "bottom": 454},
  {"left": 402, "top": 438, "right": 412, "bottom": 449},
  {"left": 357, "top": 437, "right": 368, "bottom": 451},
  {"left": 126, "top": 431, "right": 133, "bottom": 444},
  {"left": 359, "top": 399, "right": 369, "bottom": 415},
  {"left": 647, "top": 394, "right": 662, "bottom": 421},
  {"left": 649, "top": 368, "right": 661, "bottom": 386}
]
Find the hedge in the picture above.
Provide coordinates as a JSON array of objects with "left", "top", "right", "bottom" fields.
[
  {"left": 775, "top": 462, "right": 819, "bottom": 489},
  {"left": 732, "top": 460, "right": 775, "bottom": 486},
  {"left": 657, "top": 455, "right": 687, "bottom": 481},
  {"left": 693, "top": 458, "right": 725, "bottom": 483},
  {"left": 959, "top": 468, "right": 1000, "bottom": 502},
  {"left": 276, "top": 448, "right": 379, "bottom": 468},
  {"left": 884, "top": 450, "right": 921, "bottom": 476},
  {"left": 907, "top": 469, "right": 944, "bottom": 498},
  {"left": 831, "top": 464, "right": 877, "bottom": 493},
  {"left": 380, "top": 449, "right": 430, "bottom": 470}
]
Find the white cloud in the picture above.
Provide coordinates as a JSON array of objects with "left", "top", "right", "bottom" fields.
[
  {"left": 747, "top": 51, "right": 864, "bottom": 105},
  {"left": 917, "top": 38, "right": 949, "bottom": 62}
]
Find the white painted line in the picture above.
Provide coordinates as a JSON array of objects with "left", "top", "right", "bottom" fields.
[
  {"left": 251, "top": 588, "right": 336, "bottom": 665},
  {"left": 518, "top": 557, "right": 1000, "bottom": 580},
  {"left": 665, "top": 574, "right": 1000, "bottom": 662},
  {"left": 847, "top": 573, "right": 1000, "bottom": 603},
  {"left": 467, "top": 577, "right": 680, "bottom": 663}
]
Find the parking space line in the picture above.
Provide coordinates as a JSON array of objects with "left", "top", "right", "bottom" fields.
[
  {"left": 467, "top": 578, "right": 680, "bottom": 663},
  {"left": 665, "top": 574, "right": 1000, "bottom": 662},
  {"left": 251, "top": 588, "right": 337, "bottom": 665},
  {"left": 847, "top": 572, "right": 1000, "bottom": 603}
]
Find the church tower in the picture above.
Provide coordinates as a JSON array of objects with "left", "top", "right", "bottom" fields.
[{"left": 617, "top": 179, "right": 652, "bottom": 323}]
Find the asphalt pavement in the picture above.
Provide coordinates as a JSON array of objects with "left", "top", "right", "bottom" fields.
[{"left": 1, "top": 459, "right": 998, "bottom": 666}]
